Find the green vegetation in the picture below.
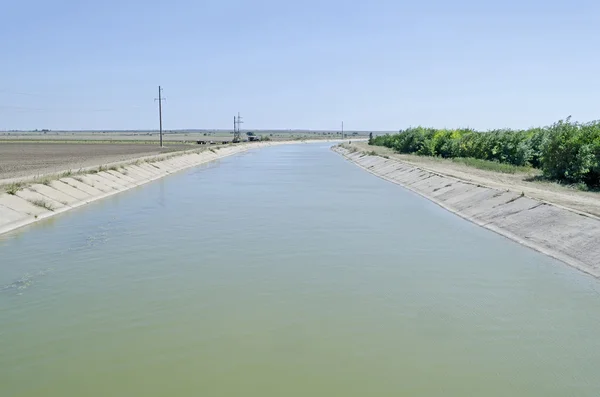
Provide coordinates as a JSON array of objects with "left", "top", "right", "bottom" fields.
[
  {"left": 370, "top": 118, "right": 600, "bottom": 187},
  {"left": 449, "top": 158, "right": 532, "bottom": 174},
  {"left": 4, "top": 182, "right": 25, "bottom": 195},
  {"left": 29, "top": 199, "right": 54, "bottom": 211}
]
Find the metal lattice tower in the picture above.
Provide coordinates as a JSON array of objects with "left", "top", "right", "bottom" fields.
[{"left": 233, "top": 112, "right": 243, "bottom": 143}]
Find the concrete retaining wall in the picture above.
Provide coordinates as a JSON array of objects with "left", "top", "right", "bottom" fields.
[
  {"left": 0, "top": 142, "right": 288, "bottom": 237},
  {"left": 334, "top": 146, "right": 600, "bottom": 278}
]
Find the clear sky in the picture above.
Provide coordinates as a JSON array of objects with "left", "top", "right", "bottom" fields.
[{"left": 1, "top": 0, "right": 599, "bottom": 131}]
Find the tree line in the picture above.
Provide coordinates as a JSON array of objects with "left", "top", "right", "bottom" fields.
[{"left": 369, "top": 118, "right": 600, "bottom": 187}]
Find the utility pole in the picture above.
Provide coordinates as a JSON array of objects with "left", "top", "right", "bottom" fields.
[
  {"left": 155, "top": 86, "right": 166, "bottom": 147},
  {"left": 233, "top": 112, "right": 243, "bottom": 143}
]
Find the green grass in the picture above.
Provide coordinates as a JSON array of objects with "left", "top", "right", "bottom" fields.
[{"left": 449, "top": 157, "right": 533, "bottom": 174}]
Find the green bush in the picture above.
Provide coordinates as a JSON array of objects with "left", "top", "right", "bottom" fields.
[
  {"left": 541, "top": 118, "right": 600, "bottom": 186},
  {"left": 370, "top": 118, "right": 600, "bottom": 187}
]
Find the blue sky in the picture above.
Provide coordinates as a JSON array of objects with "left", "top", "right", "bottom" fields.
[{"left": 1, "top": 0, "right": 599, "bottom": 131}]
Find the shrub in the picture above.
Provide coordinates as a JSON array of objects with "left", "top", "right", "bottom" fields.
[{"left": 369, "top": 118, "right": 600, "bottom": 187}]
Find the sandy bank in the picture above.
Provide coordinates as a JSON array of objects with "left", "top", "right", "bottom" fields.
[
  {"left": 333, "top": 146, "right": 600, "bottom": 278},
  {"left": 0, "top": 141, "right": 332, "bottom": 237}
]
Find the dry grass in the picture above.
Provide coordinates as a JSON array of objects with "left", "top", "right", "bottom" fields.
[
  {"left": 29, "top": 199, "right": 54, "bottom": 211},
  {"left": 4, "top": 182, "right": 26, "bottom": 195}
]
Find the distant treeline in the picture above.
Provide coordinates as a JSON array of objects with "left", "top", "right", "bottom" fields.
[{"left": 369, "top": 118, "right": 600, "bottom": 187}]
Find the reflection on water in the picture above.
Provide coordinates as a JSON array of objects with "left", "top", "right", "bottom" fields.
[{"left": 1, "top": 144, "right": 600, "bottom": 396}]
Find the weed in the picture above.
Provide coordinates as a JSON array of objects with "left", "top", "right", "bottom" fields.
[
  {"left": 73, "top": 176, "right": 84, "bottom": 183},
  {"left": 33, "top": 176, "right": 53, "bottom": 186},
  {"left": 29, "top": 199, "right": 54, "bottom": 211},
  {"left": 60, "top": 170, "right": 73, "bottom": 178},
  {"left": 4, "top": 182, "right": 25, "bottom": 195}
]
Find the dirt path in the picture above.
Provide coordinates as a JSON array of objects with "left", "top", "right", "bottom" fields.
[{"left": 349, "top": 142, "right": 600, "bottom": 218}]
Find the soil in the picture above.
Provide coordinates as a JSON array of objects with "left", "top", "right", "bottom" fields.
[{"left": 0, "top": 142, "right": 191, "bottom": 181}]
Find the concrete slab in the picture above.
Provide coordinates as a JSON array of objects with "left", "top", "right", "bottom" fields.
[
  {"left": 0, "top": 204, "right": 28, "bottom": 224},
  {"left": 89, "top": 174, "right": 125, "bottom": 190},
  {"left": 106, "top": 170, "right": 138, "bottom": 184},
  {"left": 61, "top": 177, "right": 104, "bottom": 197},
  {"left": 1, "top": 193, "right": 53, "bottom": 216},
  {"left": 434, "top": 182, "right": 479, "bottom": 202},
  {"left": 450, "top": 188, "right": 502, "bottom": 212},
  {"left": 79, "top": 175, "right": 115, "bottom": 193},
  {"left": 461, "top": 191, "right": 519, "bottom": 218},
  {"left": 16, "top": 188, "right": 66, "bottom": 210},
  {"left": 139, "top": 163, "right": 164, "bottom": 176},
  {"left": 97, "top": 171, "right": 132, "bottom": 188},
  {"left": 127, "top": 165, "right": 154, "bottom": 179},
  {"left": 50, "top": 180, "right": 91, "bottom": 200},
  {"left": 30, "top": 184, "right": 79, "bottom": 205}
]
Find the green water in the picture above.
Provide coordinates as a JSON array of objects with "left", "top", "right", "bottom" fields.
[{"left": 2, "top": 144, "right": 600, "bottom": 396}]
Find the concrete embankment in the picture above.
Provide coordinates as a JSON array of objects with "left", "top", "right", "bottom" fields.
[
  {"left": 0, "top": 142, "right": 290, "bottom": 236},
  {"left": 333, "top": 146, "right": 600, "bottom": 278}
]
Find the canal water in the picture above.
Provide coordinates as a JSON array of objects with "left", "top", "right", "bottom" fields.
[{"left": 1, "top": 143, "right": 600, "bottom": 396}]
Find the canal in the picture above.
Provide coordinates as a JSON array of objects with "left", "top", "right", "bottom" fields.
[{"left": 1, "top": 143, "right": 600, "bottom": 396}]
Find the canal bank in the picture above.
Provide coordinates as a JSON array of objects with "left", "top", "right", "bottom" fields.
[
  {"left": 0, "top": 141, "right": 332, "bottom": 236},
  {"left": 333, "top": 146, "right": 600, "bottom": 278}
]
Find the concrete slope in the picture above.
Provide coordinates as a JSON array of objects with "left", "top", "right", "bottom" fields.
[{"left": 333, "top": 146, "right": 600, "bottom": 278}]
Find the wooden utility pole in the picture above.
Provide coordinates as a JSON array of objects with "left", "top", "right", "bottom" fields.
[{"left": 155, "top": 86, "right": 166, "bottom": 147}]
